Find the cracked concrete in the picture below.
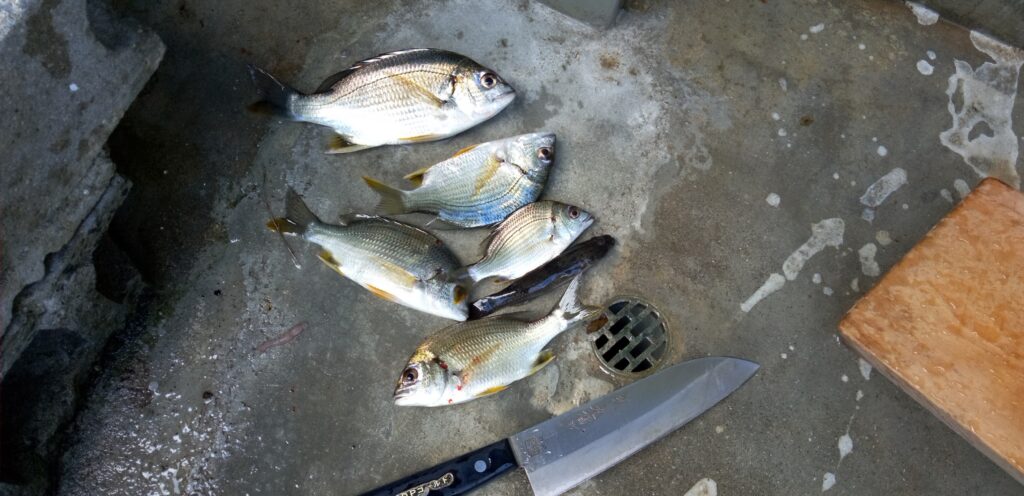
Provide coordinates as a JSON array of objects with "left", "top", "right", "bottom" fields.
[{"left": 52, "top": 0, "right": 1023, "bottom": 494}]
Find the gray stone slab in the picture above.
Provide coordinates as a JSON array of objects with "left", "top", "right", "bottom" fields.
[{"left": 0, "top": 0, "right": 164, "bottom": 376}]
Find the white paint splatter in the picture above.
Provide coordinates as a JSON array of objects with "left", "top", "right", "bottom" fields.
[
  {"left": 823, "top": 286, "right": 833, "bottom": 296},
  {"left": 715, "top": 425, "right": 725, "bottom": 434},
  {"left": 832, "top": 172, "right": 840, "bottom": 180},
  {"left": 954, "top": 178, "right": 971, "bottom": 199},
  {"left": 838, "top": 434, "right": 853, "bottom": 460},
  {"left": 927, "top": 50, "right": 936, "bottom": 60},
  {"left": 850, "top": 277, "right": 859, "bottom": 292},
  {"left": 877, "top": 145, "right": 888, "bottom": 156},
  {"left": 858, "top": 43, "right": 866, "bottom": 51},
  {"left": 69, "top": 83, "right": 80, "bottom": 92},
  {"left": 841, "top": 374, "right": 849, "bottom": 383},
  {"left": 800, "top": 33, "right": 809, "bottom": 41},
  {"left": 906, "top": 2, "right": 939, "bottom": 25},
  {"left": 822, "top": 472, "right": 837, "bottom": 491},
  {"left": 901, "top": 203, "right": 909, "bottom": 210},
  {"left": 812, "top": 273, "right": 822, "bottom": 284},
  {"left": 861, "top": 208, "right": 875, "bottom": 223},
  {"left": 875, "top": 230, "right": 892, "bottom": 246},
  {"left": 858, "top": 243, "right": 881, "bottom": 277},
  {"left": 859, "top": 358, "right": 873, "bottom": 380},
  {"left": 856, "top": 390, "right": 864, "bottom": 401},
  {"left": 781, "top": 353, "right": 788, "bottom": 359},
  {"left": 940, "top": 188, "right": 954, "bottom": 202},
  {"left": 917, "top": 60, "right": 934, "bottom": 75},
  {"left": 782, "top": 218, "right": 845, "bottom": 280},
  {"left": 741, "top": 273, "right": 786, "bottom": 313},
  {"left": 766, "top": 192, "right": 781, "bottom": 207},
  {"left": 860, "top": 168, "right": 907, "bottom": 207},
  {"left": 771, "top": 112, "right": 781, "bottom": 121},
  {"left": 810, "top": 23, "right": 825, "bottom": 34},
  {"left": 684, "top": 478, "right": 718, "bottom": 496},
  {"left": 779, "top": 78, "right": 788, "bottom": 92},
  {"left": 789, "top": 344, "right": 795, "bottom": 351},
  {"left": 940, "top": 31, "right": 1024, "bottom": 189},
  {"left": 778, "top": 128, "right": 788, "bottom": 137}
]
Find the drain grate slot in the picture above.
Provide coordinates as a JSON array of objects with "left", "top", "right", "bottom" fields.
[{"left": 591, "top": 297, "right": 669, "bottom": 375}]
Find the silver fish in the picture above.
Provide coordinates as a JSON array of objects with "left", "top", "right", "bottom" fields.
[
  {"left": 248, "top": 49, "right": 515, "bottom": 153},
  {"left": 394, "top": 276, "right": 603, "bottom": 406},
  {"left": 461, "top": 201, "right": 594, "bottom": 283},
  {"left": 362, "top": 132, "right": 555, "bottom": 227},
  {"left": 267, "top": 189, "right": 468, "bottom": 320}
]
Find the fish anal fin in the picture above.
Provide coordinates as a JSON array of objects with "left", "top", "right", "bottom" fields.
[
  {"left": 529, "top": 350, "right": 556, "bottom": 376},
  {"left": 403, "top": 166, "right": 432, "bottom": 187},
  {"left": 474, "top": 385, "right": 508, "bottom": 398},
  {"left": 327, "top": 134, "right": 373, "bottom": 154},
  {"left": 401, "top": 134, "right": 443, "bottom": 143},
  {"left": 473, "top": 155, "right": 503, "bottom": 196},
  {"left": 317, "top": 250, "right": 344, "bottom": 276},
  {"left": 366, "top": 284, "right": 398, "bottom": 302}
]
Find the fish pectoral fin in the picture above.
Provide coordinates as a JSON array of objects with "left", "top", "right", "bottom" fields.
[
  {"left": 529, "top": 350, "right": 556, "bottom": 376},
  {"left": 451, "top": 143, "right": 479, "bottom": 158},
  {"left": 474, "top": 384, "right": 508, "bottom": 398},
  {"left": 372, "top": 257, "right": 419, "bottom": 289},
  {"left": 473, "top": 155, "right": 503, "bottom": 196},
  {"left": 317, "top": 250, "right": 344, "bottom": 276},
  {"left": 453, "top": 285, "right": 468, "bottom": 305},
  {"left": 400, "top": 134, "right": 443, "bottom": 143},
  {"left": 366, "top": 284, "right": 398, "bottom": 303},
  {"left": 391, "top": 73, "right": 446, "bottom": 109},
  {"left": 327, "top": 134, "right": 373, "bottom": 154},
  {"left": 402, "top": 166, "right": 432, "bottom": 187}
]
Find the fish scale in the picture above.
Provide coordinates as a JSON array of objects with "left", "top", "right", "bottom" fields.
[
  {"left": 363, "top": 133, "right": 554, "bottom": 227},
  {"left": 466, "top": 201, "right": 593, "bottom": 282}
]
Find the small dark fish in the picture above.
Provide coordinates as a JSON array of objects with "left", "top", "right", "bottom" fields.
[
  {"left": 469, "top": 235, "right": 615, "bottom": 319},
  {"left": 257, "top": 322, "right": 308, "bottom": 354}
]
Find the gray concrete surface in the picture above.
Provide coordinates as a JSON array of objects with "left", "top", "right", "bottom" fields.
[
  {"left": 0, "top": 0, "right": 163, "bottom": 376},
  {"left": 56, "top": 0, "right": 1024, "bottom": 494}
]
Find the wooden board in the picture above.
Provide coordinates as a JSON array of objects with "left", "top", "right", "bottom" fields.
[{"left": 839, "top": 178, "right": 1024, "bottom": 484}]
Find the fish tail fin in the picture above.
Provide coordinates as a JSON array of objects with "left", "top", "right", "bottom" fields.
[
  {"left": 266, "top": 188, "right": 320, "bottom": 236},
  {"left": 554, "top": 275, "right": 604, "bottom": 332},
  {"left": 247, "top": 64, "right": 300, "bottom": 118},
  {"left": 362, "top": 176, "right": 408, "bottom": 214}
]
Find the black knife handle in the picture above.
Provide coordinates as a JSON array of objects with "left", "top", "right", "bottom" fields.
[{"left": 359, "top": 439, "right": 518, "bottom": 496}]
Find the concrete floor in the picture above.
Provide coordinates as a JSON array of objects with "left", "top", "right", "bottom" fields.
[{"left": 60, "top": 0, "right": 1024, "bottom": 494}]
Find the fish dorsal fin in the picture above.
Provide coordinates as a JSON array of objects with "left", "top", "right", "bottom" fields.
[
  {"left": 403, "top": 166, "right": 433, "bottom": 187},
  {"left": 314, "top": 68, "right": 358, "bottom": 93},
  {"left": 337, "top": 213, "right": 377, "bottom": 225}
]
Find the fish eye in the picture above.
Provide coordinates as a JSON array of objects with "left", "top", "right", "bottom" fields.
[
  {"left": 537, "top": 147, "right": 553, "bottom": 162},
  {"left": 480, "top": 72, "right": 497, "bottom": 89},
  {"left": 568, "top": 206, "right": 580, "bottom": 219},
  {"left": 402, "top": 367, "right": 419, "bottom": 384}
]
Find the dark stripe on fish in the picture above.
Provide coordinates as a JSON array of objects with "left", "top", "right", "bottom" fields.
[{"left": 469, "top": 235, "right": 616, "bottom": 319}]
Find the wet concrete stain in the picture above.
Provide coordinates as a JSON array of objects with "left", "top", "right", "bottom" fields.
[{"left": 23, "top": 0, "right": 71, "bottom": 79}]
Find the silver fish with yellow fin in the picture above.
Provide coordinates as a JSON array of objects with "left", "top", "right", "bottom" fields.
[
  {"left": 394, "top": 276, "right": 604, "bottom": 406},
  {"left": 248, "top": 49, "right": 515, "bottom": 153},
  {"left": 362, "top": 132, "right": 555, "bottom": 227},
  {"left": 459, "top": 201, "right": 594, "bottom": 283},
  {"left": 267, "top": 188, "right": 469, "bottom": 321}
]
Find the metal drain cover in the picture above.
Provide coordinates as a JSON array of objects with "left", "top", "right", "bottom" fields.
[{"left": 591, "top": 297, "right": 669, "bottom": 375}]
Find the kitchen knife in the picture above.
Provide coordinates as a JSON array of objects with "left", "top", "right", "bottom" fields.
[{"left": 360, "top": 356, "right": 758, "bottom": 496}]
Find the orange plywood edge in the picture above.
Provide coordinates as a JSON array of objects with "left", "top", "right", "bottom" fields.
[{"left": 839, "top": 178, "right": 1024, "bottom": 485}]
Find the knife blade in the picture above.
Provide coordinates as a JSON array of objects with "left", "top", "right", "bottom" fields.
[{"left": 360, "top": 356, "right": 758, "bottom": 496}]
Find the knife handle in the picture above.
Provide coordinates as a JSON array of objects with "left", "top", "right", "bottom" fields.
[{"left": 359, "top": 439, "right": 518, "bottom": 496}]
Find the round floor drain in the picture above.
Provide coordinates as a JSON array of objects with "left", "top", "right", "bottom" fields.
[{"left": 591, "top": 297, "right": 669, "bottom": 375}]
